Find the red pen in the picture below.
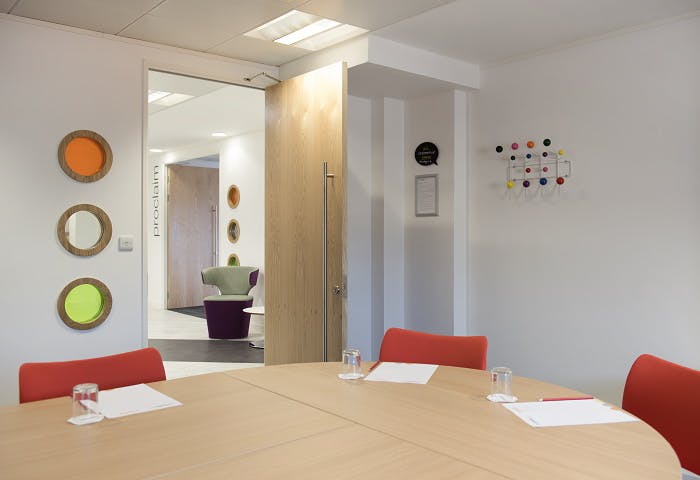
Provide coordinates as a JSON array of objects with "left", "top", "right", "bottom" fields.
[
  {"left": 539, "top": 396, "right": 595, "bottom": 402},
  {"left": 368, "top": 361, "right": 380, "bottom": 372}
]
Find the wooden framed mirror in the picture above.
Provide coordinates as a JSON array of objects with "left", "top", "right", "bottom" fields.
[
  {"left": 57, "top": 204, "right": 112, "bottom": 256},
  {"left": 57, "top": 277, "right": 112, "bottom": 330},
  {"left": 58, "top": 130, "right": 113, "bottom": 182},
  {"left": 227, "top": 219, "right": 240, "bottom": 244}
]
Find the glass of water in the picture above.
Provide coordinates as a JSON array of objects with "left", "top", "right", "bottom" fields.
[{"left": 486, "top": 367, "right": 518, "bottom": 403}]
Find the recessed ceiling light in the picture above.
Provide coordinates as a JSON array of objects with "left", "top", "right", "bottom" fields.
[
  {"left": 153, "top": 93, "right": 194, "bottom": 107},
  {"left": 211, "top": 132, "right": 227, "bottom": 137},
  {"left": 275, "top": 18, "right": 340, "bottom": 45},
  {"left": 292, "top": 24, "right": 368, "bottom": 51},
  {"left": 148, "top": 90, "right": 170, "bottom": 103},
  {"left": 149, "top": 148, "right": 164, "bottom": 153},
  {"left": 244, "top": 10, "right": 366, "bottom": 50}
]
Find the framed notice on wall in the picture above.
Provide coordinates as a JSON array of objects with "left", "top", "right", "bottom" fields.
[{"left": 415, "top": 174, "right": 438, "bottom": 217}]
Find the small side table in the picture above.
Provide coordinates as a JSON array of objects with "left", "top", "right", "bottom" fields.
[{"left": 244, "top": 306, "right": 265, "bottom": 349}]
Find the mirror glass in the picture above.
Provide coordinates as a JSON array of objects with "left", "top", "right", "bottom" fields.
[
  {"left": 227, "top": 220, "right": 240, "bottom": 243},
  {"left": 227, "top": 185, "right": 240, "bottom": 208},
  {"left": 66, "top": 210, "right": 103, "bottom": 249},
  {"left": 57, "top": 204, "right": 112, "bottom": 256}
]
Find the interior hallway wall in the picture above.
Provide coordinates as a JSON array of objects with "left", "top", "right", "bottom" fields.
[
  {"left": 0, "top": 14, "right": 275, "bottom": 405},
  {"left": 470, "top": 15, "right": 700, "bottom": 403},
  {"left": 218, "top": 130, "right": 265, "bottom": 305}
]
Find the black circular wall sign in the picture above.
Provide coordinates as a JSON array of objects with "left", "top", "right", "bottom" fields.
[{"left": 414, "top": 142, "right": 439, "bottom": 166}]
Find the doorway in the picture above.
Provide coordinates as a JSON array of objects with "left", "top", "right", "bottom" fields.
[{"left": 145, "top": 69, "right": 266, "bottom": 374}]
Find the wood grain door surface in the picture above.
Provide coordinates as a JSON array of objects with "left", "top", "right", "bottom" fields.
[
  {"left": 265, "top": 62, "right": 346, "bottom": 364},
  {"left": 167, "top": 165, "right": 218, "bottom": 308}
]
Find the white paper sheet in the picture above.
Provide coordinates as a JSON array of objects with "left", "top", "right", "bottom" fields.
[
  {"left": 97, "top": 384, "right": 182, "bottom": 419},
  {"left": 502, "top": 399, "right": 638, "bottom": 427},
  {"left": 364, "top": 362, "right": 438, "bottom": 384}
]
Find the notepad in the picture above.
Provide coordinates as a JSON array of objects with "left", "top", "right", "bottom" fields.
[
  {"left": 502, "top": 399, "right": 638, "bottom": 427},
  {"left": 363, "top": 362, "right": 438, "bottom": 384},
  {"left": 96, "top": 384, "right": 182, "bottom": 419}
]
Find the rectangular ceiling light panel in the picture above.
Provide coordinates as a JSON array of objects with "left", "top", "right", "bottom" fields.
[{"left": 245, "top": 10, "right": 367, "bottom": 51}]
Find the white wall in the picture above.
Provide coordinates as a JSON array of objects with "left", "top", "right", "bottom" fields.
[
  {"left": 0, "top": 15, "right": 274, "bottom": 405},
  {"left": 218, "top": 130, "right": 265, "bottom": 304},
  {"left": 404, "top": 91, "right": 455, "bottom": 335},
  {"left": 346, "top": 96, "right": 373, "bottom": 357},
  {"left": 470, "top": 16, "right": 700, "bottom": 403}
]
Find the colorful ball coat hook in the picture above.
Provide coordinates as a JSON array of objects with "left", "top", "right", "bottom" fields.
[
  {"left": 542, "top": 166, "right": 548, "bottom": 172},
  {"left": 526, "top": 153, "right": 532, "bottom": 159},
  {"left": 527, "top": 141, "right": 535, "bottom": 148},
  {"left": 525, "top": 167, "right": 531, "bottom": 173},
  {"left": 510, "top": 155, "right": 515, "bottom": 161},
  {"left": 511, "top": 143, "right": 519, "bottom": 150},
  {"left": 506, "top": 180, "right": 514, "bottom": 189},
  {"left": 556, "top": 177, "right": 565, "bottom": 185},
  {"left": 558, "top": 149, "right": 565, "bottom": 156},
  {"left": 543, "top": 138, "right": 551, "bottom": 146},
  {"left": 542, "top": 152, "right": 548, "bottom": 157},
  {"left": 539, "top": 178, "right": 547, "bottom": 185},
  {"left": 496, "top": 145, "right": 503, "bottom": 153},
  {"left": 523, "top": 180, "right": 531, "bottom": 188}
]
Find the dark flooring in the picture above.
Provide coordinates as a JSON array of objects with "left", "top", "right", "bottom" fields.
[
  {"left": 149, "top": 339, "right": 263, "bottom": 363},
  {"left": 168, "top": 306, "right": 206, "bottom": 319}
]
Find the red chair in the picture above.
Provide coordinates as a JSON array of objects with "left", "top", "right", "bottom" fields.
[
  {"left": 19, "top": 347, "right": 166, "bottom": 403},
  {"left": 622, "top": 354, "right": 700, "bottom": 476},
  {"left": 378, "top": 328, "right": 487, "bottom": 370}
]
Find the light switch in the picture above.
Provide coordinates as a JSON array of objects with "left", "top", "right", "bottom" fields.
[{"left": 118, "top": 235, "right": 134, "bottom": 251}]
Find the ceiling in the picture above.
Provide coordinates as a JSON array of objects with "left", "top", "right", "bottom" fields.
[
  {"left": 148, "top": 70, "right": 264, "bottom": 160},
  {"left": 4, "top": 0, "right": 699, "bottom": 67}
]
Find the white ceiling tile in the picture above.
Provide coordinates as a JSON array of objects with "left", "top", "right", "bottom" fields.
[
  {"left": 10, "top": 0, "right": 162, "bottom": 34},
  {"left": 298, "top": 0, "right": 446, "bottom": 30},
  {"left": 208, "top": 35, "right": 308, "bottom": 66},
  {"left": 145, "top": 0, "right": 293, "bottom": 35},
  {"left": 120, "top": 14, "right": 235, "bottom": 51}
]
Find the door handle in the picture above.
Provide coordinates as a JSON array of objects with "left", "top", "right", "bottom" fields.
[{"left": 332, "top": 284, "right": 346, "bottom": 297}]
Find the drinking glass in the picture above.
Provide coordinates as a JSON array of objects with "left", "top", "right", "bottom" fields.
[
  {"left": 69, "top": 383, "right": 103, "bottom": 425},
  {"left": 486, "top": 367, "right": 518, "bottom": 403},
  {"left": 338, "top": 348, "right": 364, "bottom": 380}
]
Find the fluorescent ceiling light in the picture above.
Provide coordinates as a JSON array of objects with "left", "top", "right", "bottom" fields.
[
  {"left": 245, "top": 10, "right": 318, "bottom": 42},
  {"left": 211, "top": 132, "right": 227, "bottom": 137},
  {"left": 245, "top": 10, "right": 365, "bottom": 50},
  {"left": 275, "top": 18, "right": 340, "bottom": 45},
  {"left": 153, "top": 93, "right": 193, "bottom": 107},
  {"left": 149, "top": 148, "right": 164, "bottom": 153},
  {"left": 292, "top": 24, "right": 367, "bottom": 51},
  {"left": 148, "top": 90, "right": 170, "bottom": 103}
]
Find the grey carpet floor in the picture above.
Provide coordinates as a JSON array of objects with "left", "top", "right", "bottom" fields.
[{"left": 149, "top": 339, "right": 263, "bottom": 363}]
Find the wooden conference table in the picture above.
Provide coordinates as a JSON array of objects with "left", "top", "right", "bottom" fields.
[{"left": 0, "top": 363, "right": 679, "bottom": 479}]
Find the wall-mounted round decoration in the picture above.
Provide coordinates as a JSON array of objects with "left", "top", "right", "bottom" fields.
[
  {"left": 57, "top": 278, "right": 112, "bottom": 330},
  {"left": 57, "top": 204, "right": 112, "bottom": 256},
  {"left": 227, "top": 219, "right": 240, "bottom": 244},
  {"left": 58, "top": 130, "right": 113, "bottom": 182},
  {"left": 227, "top": 253, "right": 240, "bottom": 266},
  {"left": 227, "top": 185, "right": 240, "bottom": 208}
]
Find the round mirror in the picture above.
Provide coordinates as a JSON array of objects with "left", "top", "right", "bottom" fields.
[
  {"left": 58, "top": 130, "right": 113, "bottom": 182},
  {"left": 227, "top": 253, "right": 240, "bottom": 266},
  {"left": 227, "top": 219, "right": 240, "bottom": 244},
  {"left": 57, "top": 278, "right": 112, "bottom": 330},
  {"left": 57, "top": 204, "right": 112, "bottom": 256},
  {"left": 227, "top": 185, "right": 240, "bottom": 208}
]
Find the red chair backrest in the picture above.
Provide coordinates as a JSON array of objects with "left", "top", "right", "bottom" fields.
[
  {"left": 19, "top": 347, "right": 166, "bottom": 403},
  {"left": 378, "top": 328, "right": 487, "bottom": 370},
  {"left": 622, "top": 354, "right": 700, "bottom": 474}
]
